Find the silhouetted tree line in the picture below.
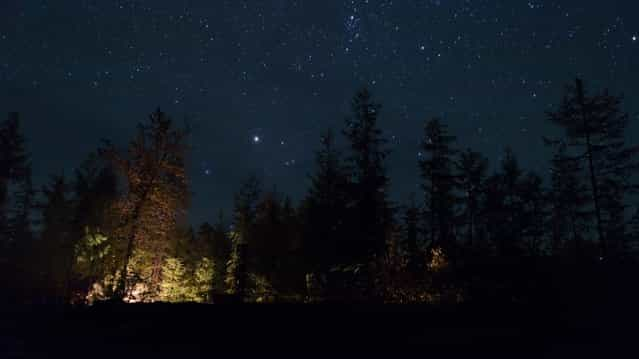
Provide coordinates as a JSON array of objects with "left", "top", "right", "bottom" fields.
[{"left": 1, "top": 79, "right": 638, "bottom": 304}]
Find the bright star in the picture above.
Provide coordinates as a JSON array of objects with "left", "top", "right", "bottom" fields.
[{"left": 253, "top": 135, "right": 260, "bottom": 143}]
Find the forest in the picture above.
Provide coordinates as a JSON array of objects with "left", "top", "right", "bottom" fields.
[{"left": 1, "top": 78, "right": 639, "bottom": 307}]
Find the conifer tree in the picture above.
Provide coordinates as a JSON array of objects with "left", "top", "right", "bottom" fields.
[
  {"left": 483, "top": 148, "right": 524, "bottom": 256},
  {"left": 100, "top": 108, "right": 189, "bottom": 301},
  {"left": 402, "top": 195, "right": 423, "bottom": 275},
  {"left": 455, "top": 148, "right": 488, "bottom": 247},
  {"left": 40, "top": 175, "right": 75, "bottom": 302},
  {"left": 547, "top": 142, "right": 589, "bottom": 257},
  {"left": 225, "top": 176, "right": 261, "bottom": 300},
  {"left": 547, "top": 78, "right": 639, "bottom": 258},
  {"left": 342, "top": 89, "right": 392, "bottom": 262},
  {"left": 519, "top": 172, "right": 547, "bottom": 256},
  {"left": 419, "top": 118, "right": 458, "bottom": 253},
  {"left": 302, "top": 129, "right": 350, "bottom": 270},
  {"left": 0, "top": 113, "right": 29, "bottom": 244}
]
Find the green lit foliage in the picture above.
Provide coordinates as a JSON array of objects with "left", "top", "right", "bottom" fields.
[
  {"left": 101, "top": 109, "right": 190, "bottom": 301},
  {"left": 225, "top": 231, "right": 245, "bottom": 296},
  {"left": 193, "top": 257, "right": 215, "bottom": 301},
  {"left": 74, "top": 227, "right": 111, "bottom": 282},
  {"left": 160, "top": 257, "right": 215, "bottom": 303},
  {"left": 248, "top": 273, "right": 277, "bottom": 303},
  {"left": 159, "top": 257, "right": 188, "bottom": 302}
]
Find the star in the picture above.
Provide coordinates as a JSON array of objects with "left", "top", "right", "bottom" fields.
[
  {"left": 633, "top": 35, "right": 637, "bottom": 42},
  {"left": 253, "top": 135, "right": 261, "bottom": 143}
]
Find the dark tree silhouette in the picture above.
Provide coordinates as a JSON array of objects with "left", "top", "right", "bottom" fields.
[
  {"left": 226, "top": 175, "right": 261, "bottom": 301},
  {"left": 547, "top": 142, "right": 590, "bottom": 258},
  {"left": 455, "top": 148, "right": 489, "bottom": 248},
  {"left": 518, "top": 172, "right": 547, "bottom": 256},
  {"left": 402, "top": 194, "right": 423, "bottom": 275},
  {"left": 483, "top": 148, "right": 524, "bottom": 257},
  {"left": 547, "top": 78, "right": 639, "bottom": 258},
  {"left": 419, "top": 118, "right": 458, "bottom": 254},
  {"left": 0, "top": 112, "right": 30, "bottom": 245},
  {"left": 39, "top": 175, "right": 74, "bottom": 303},
  {"left": 301, "top": 129, "right": 350, "bottom": 270},
  {"left": 342, "top": 88, "right": 392, "bottom": 262}
]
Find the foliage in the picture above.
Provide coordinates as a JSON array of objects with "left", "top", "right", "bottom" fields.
[{"left": 100, "top": 108, "right": 190, "bottom": 300}]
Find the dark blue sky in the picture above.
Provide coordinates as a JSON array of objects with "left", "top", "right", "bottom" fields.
[{"left": 1, "top": 0, "right": 638, "bottom": 224}]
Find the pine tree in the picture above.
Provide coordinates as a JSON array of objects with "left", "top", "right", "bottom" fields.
[
  {"left": 225, "top": 176, "right": 261, "bottom": 300},
  {"left": 402, "top": 195, "right": 423, "bottom": 275},
  {"left": 419, "top": 118, "right": 458, "bottom": 254},
  {"left": 0, "top": 112, "right": 29, "bottom": 245},
  {"left": 547, "top": 141, "right": 589, "bottom": 257},
  {"left": 519, "top": 172, "right": 547, "bottom": 256},
  {"left": 547, "top": 78, "right": 639, "bottom": 258},
  {"left": 483, "top": 148, "right": 524, "bottom": 257},
  {"left": 342, "top": 89, "right": 392, "bottom": 262},
  {"left": 39, "top": 175, "right": 75, "bottom": 302},
  {"left": 455, "top": 148, "right": 488, "bottom": 247},
  {"left": 302, "top": 129, "right": 350, "bottom": 270},
  {"left": 100, "top": 108, "right": 189, "bottom": 301}
]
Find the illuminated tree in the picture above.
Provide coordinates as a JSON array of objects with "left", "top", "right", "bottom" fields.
[
  {"left": 159, "top": 257, "right": 188, "bottom": 302},
  {"left": 100, "top": 108, "right": 189, "bottom": 301},
  {"left": 69, "top": 153, "right": 120, "bottom": 299},
  {"left": 197, "top": 212, "right": 231, "bottom": 294}
]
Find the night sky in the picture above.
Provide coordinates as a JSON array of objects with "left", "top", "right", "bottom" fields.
[{"left": 1, "top": 1, "right": 638, "bottom": 225}]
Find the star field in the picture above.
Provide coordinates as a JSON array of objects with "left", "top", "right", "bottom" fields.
[{"left": 1, "top": 0, "right": 638, "bottom": 224}]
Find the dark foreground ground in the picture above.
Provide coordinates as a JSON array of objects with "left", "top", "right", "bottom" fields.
[{"left": 0, "top": 297, "right": 636, "bottom": 359}]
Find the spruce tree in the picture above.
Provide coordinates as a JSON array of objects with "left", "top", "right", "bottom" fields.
[
  {"left": 419, "top": 118, "right": 458, "bottom": 254},
  {"left": 302, "top": 129, "right": 350, "bottom": 270},
  {"left": 225, "top": 176, "right": 261, "bottom": 300},
  {"left": 455, "top": 148, "right": 488, "bottom": 247},
  {"left": 39, "top": 175, "right": 74, "bottom": 302},
  {"left": 342, "top": 89, "right": 392, "bottom": 262},
  {"left": 402, "top": 195, "right": 423, "bottom": 275},
  {"left": 0, "top": 112, "right": 30, "bottom": 245}
]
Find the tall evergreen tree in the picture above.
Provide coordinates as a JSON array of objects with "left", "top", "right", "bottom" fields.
[
  {"left": 302, "top": 129, "right": 350, "bottom": 270},
  {"left": 519, "top": 172, "right": 547, "bottom": 256},
  {"left": 547, "top": 78, "right": 639, "bottom": 258},
  {"left": 419, "top": 118, "right": 458, "bottom": 254},
  {"left": 455, "top": 148, "right": 488, "bottom": 247},
  {"left": 100, "top": 108, "right": 189, "bottom": 301},
  {"left": 342, "top": 88, "right": 392, "bottom": 262},
  {"left": 402, "top": 195, "right": 423, "bottom": 275},
  {"left": 0, "top": 112, "right": 30, "bottom": 244},
  {"left": 483, "top": 148, "right": 524, "bottom": 256},
  {"left": 39, "top": 175, "right": 75, "bottom": 302},
  {"left": 547, "top": 141, "right": 590, "bottom": 257},
  {"left": 226, "top": 175, "right": 261, "bottom": 300}
]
